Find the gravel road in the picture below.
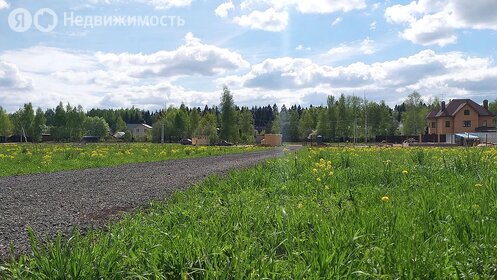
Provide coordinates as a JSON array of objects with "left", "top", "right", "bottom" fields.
[{"left": 0, "top": 147, "right": 299, "bottom": 260}]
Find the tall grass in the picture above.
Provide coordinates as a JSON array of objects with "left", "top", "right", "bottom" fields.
[
  {"left": 0, "top": 143, "right": 264, "bottom": 177},
  {"left": 2, "top": 147, "right": 497, "bottom": 278}
]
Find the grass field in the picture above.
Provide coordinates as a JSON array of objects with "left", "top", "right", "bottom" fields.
[
  {"left": 2, "top": 147, "right": 497, "bottom": 279},
  {"left": 0, "top": 143, "right": 264, "bottom": 177}
]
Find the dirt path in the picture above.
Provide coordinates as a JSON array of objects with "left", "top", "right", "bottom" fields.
[{"left": 0, "top": 147, "right": 300, "bottom": 260}]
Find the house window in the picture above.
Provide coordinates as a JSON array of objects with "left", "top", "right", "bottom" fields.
[
  {"left": 483, "top": 121, "right": 488, "bottom": 127},
  {"left": 463, "top": 121, "right": 472, "bottom": 127},
  {"left": 464, "top": 110, "right": 470, "bottom": 115},
  {"left": 445, "top": 121, "right": 451, "bottom": 128},
  {"left": 431, "top": 122, "right": 436, "bottom": 128}
]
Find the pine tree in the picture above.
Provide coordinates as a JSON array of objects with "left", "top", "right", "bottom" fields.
[{"left": 220, "top": 87, "right": 239, "bottom": 143}]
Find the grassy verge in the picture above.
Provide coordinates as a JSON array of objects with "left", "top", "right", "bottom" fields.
[
  {"left": 2, "top": 147, "right": 497, "bottom": 278},
  {"left": 0, "top": 143, "right": 265, "bottom": 177}
]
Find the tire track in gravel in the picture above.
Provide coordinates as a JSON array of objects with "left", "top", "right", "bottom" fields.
[{"left": 0, "top": 146, "right": 301, "bottom": 260}]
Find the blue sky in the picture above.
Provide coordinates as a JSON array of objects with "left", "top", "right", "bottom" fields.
[{"left": 1, "top": 0, "right": 497, "bottom": 112}]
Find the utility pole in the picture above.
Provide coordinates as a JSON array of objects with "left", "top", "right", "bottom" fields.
[{"left": 161, "top": 123, "right": 165, "bottom": 144}]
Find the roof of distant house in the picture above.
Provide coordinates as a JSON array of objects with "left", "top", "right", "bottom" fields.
[
  {"left": 127, "top": 124, "right": 153, "bottom": 130},
  {"left": 427, "top": 99, "right": 494, "bottom": 119}
]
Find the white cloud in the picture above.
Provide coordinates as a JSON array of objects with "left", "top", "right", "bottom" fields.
[
  {"left": 88, "top": 0, "right": 191, "bottom": 9},
  {"left": 215, "top": 1, "right": 235, "bottom": 18},
  {"left": 0, "top": 34, "right": 249, "bottom": 112},
  {"left": 233, "top": 8, "right": 288, "bottom": 32},
  {"left": 296, "top": 45, "right": 311, "bottom": 51},
  {"left": 0, "top": 0, "right": 9, "bottom": 9},
  {"left": 326, "top": 38, "right": 376, "bottom": 61},
  {"left": 331, "top": 17, "right": 343, "bottom": 27},
  {"left": 371, "top": 2, "right": 380, "bottom": 11},
  {"left": 221, "top": 0, "right": 366, "bottom": 31},
  {"left": 219, "top": 49, "right": 497, "bottom": 105},
  {"left": 385, "top": 0, "right": 497, "bottom": 46},
  {"left": 294, "top": 0, "right": 366, "bottom": 14},
  {"left": 369, "top": 21, "right": 377, "bottom": 31},
  {"left": 0, "top": 61, "right": 32, "bottom": 90},
  {"left": 96, "top": 33, "right": 249, "bottom": 78}
]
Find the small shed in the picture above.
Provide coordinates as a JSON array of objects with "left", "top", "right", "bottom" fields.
[
  {"left": 113, "top": 132, "right": 126, "bottom": 139},
  {"left": 192, "top": 135, "right": 210, "bottom": 146},
  {"left": 261, "top": 134, "right": 283, "bottom": 146}
]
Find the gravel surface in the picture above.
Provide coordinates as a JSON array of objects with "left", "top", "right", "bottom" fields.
[{"left": 0, "top": 147, "right": 299, "bottom": 260}]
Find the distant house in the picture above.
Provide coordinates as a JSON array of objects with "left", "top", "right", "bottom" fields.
[
  {"left": 427, "top": 99, "right": 495, "bottom": 135},
  {"left": 127, "top": 124, "right": 152, "bottom": 141}
]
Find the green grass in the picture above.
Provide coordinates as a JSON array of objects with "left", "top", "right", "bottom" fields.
[
  {"left": 2, "top": 147, "right": 497, "bottom": 279},
  {"left": 0, "top": 143, "right": 264, "bottom": 177}
]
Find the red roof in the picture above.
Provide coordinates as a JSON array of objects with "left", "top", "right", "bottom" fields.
[{"left": 427, "top": 99, "right": 494, "bottom": 119}]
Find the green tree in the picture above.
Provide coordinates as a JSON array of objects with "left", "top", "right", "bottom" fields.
[
  {"left": 239, "top": 108, "right": 255, "bottom": 144},
  {"left": 288, "top": 109, "right": 300, "bottom": 142},
  {"left": 152, "top": 107, "right": 177, "bottom": 143},
  {"left": 21, "top": 103, "right": 35, "bottom": 139},
  {"left": 401, "top": 92, "right": 428, "bottom": 135},
  {"left": 327, "top": 96, "right": 337, "bottom": 141},
  {"left": 489, "top": 99, "right": 497, "bottom": 126},
  {"left": 115, "top": 116, "right": 127, "bottom": 132},
  {"left": 196, "top": 112, "right": 218, "bottom": 144},
  {"left": 316, "top": 109, "right": 331, "bottom": 139},
  {"left": 299, "top": 110, "right": 315, "bottom": 139},
  {"left": 84, "top": 116, "right": 110, "bottom": 139},
  {"left": 33, "top": 108, "right": 46, "bottom": 142},
  {"left": 336, "top": 94, "right": 349, "bottom": 139},
  {"left": 174, "top": 107, "right": 189, "bottom": 139},
  {"left": 188, "top": 109, "right": 201, "bottom": 137},
  {"left": 51, "top": 102, "right": 68, "bottom": 141},
  {"left": 220, "top": 87, "right": 239, "bottom": 143},
  {"left": 66, "top": 104, "right": 86, "bottom": 141},
  {"left": 271, "top": 114, "right": 281, "bottom": 134},
  {"left": 0, "top": 107, "right": 13, "bottom": 136}
]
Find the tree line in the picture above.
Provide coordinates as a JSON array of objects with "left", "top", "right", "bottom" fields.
[{"left": 1, "top": 89, "right": 497, "bottom": 143}]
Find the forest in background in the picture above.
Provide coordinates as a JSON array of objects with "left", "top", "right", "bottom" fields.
[{"left": 1, "top": 88, "right": 497, "bottom": 143}]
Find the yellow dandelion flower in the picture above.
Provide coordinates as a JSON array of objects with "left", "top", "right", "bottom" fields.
[
  {"left": 382, "top": 196, "right": 390, "bottom": 202},
  {"left": 297, "top": 203, "right": 303, "bottom": 209},
  {"left": 402, "top": 170, "right": 409, "bottom": 175}
]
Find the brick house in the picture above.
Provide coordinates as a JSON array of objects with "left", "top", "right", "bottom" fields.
[{"left": 427, "top": 99, "right": 494, "bottom": 135}]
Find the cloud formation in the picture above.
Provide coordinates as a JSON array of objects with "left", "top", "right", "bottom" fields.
[
  {"left": 233, "top": 8, "right": 288, "bottom": 32},
  {"left": 0, "top": 0, "right": 8, "bottom": 9},
  {"left": 216, "top": 0, "right": 366, "bottom": 31},
  {"left": 215, "top": 1, "right": 235, "bottom": 18},
  {"left": 0, "top": 34, "right": 249, "bottom": 111},
  {"left": 218, "top": 49, "right": 497, "bottom": 104},
  {"left": 385, "top": 0, "right": 497, "bottom": 46},
  {"left": 88, "top": 0, "right": 192, "bottom": 9},
  {"left": 0, "top": 61, "right": 32, "bottom": 90}
]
